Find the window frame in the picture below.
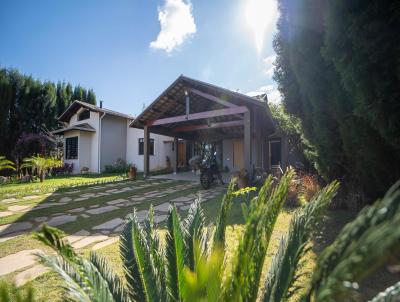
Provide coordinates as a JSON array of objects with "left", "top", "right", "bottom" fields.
[
  {"left": 78, "top": 109, "right": 90, "bottom": 121},
  {"left": 138, "top": 138, "right": 155, "bottom": 156},
  {"left": 65, "top": 136, "right": 78, "bottom": 160}
]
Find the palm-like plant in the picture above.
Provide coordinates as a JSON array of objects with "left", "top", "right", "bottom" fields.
[
  {"left": 21, "top": 155, "right": 62, "bottom": 182},
  {"left": 31, "top": 171, "right": 400, "bottom": 302},
  {"left": 0, "top": 156, "right": 15, "bottom": 172}
]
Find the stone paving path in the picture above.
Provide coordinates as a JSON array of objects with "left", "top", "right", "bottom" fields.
[{"left": 0, "top": 178, "right": 226, "bottom": 286}]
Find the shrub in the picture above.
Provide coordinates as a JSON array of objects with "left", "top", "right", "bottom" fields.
[
  {"left": 51, "top": 163, "right": 73, "bottom": 176},
  {"left": 104, "top": 158, "right": 130, "bottom": 173}
]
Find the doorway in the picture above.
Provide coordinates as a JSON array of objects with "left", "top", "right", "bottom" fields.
[{"left": 232, "top": 138, "right": 244, "bottom": 169}]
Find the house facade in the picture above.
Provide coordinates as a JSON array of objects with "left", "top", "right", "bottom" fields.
[{"left": 53, "top": 101, "right": 174, "bottom": 174}]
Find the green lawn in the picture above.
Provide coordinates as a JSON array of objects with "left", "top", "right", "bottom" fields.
[
  {"left": 0, "top": 173, "right": 128, "bottom": 199},
  {"left": 4, "top": 174, "right": 390, "bottom": 302}
]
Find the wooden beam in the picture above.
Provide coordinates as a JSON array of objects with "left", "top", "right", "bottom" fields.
[
  {"left": 147, "top": 106, "right": 248, "bottom": 126},
  {"left": 244, "top": 110, "right": 252, "bottom": 179},
  {"left": 173, "top": 137, "right": 178, "bottom": 174},
  {"left": 173, "top": 120, "right": 244, "bottom": 132},
  {"left": 190, "top": 88, "right": 237, "bottom": 108}
]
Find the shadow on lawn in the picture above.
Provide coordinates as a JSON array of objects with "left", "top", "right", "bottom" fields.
[{"left": 0, "top": 177, "right": 234, "bottom": 242}]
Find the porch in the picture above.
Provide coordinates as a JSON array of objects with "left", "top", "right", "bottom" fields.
[
  {"left": 151, "top": 170, "right": 234, "bottom": 183},
  {"left": 130, "top": 75, "right": 277, "bottom": 180}
]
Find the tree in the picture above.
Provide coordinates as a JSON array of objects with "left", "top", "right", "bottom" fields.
[
  {"left": 273, "top": 0, "right": 400, "bottom": 201},
  {"left": 21, "top": 155, "right": 62, "bottom": 182},
  {"left": 0, "top": 156, "right": 15, "bottom": 172}
]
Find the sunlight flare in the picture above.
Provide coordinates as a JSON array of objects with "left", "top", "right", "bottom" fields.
[{"left": 245, "top": 0, "right": 278, "bottom": 53}]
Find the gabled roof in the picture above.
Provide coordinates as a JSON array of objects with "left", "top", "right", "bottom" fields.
[
  {"left": 52, "top": 123, "right": 96, "bottom": 134},
  {"left": 58, "top": 100, "right": 134, "bottom": 122},
  {"left": 130, "top": 75, "right": 274, "bottom": 129}
]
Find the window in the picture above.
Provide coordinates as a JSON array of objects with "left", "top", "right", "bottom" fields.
[
  {"left": 78, "top": 109, "right": 90, "bottom": 121},
  {"left": 138, "top": 138, "right": 154, "bottom": 155},
  {"left": 65, "top": 137, "right": 78, "bottom": 159}
]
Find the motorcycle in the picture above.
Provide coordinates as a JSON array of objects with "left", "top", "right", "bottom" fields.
[{"left": 199, "top": 152, "right": 224, "bottom": 189}]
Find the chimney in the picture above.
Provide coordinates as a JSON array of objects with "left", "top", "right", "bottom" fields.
[{"left": 100, "top": 100, "right": 103, "bottom": 108}]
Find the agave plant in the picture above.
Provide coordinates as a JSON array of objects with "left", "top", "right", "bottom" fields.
[
  {"left": 0, "top": 156, "right": 15, "bottom": 172},
  {"left": 29, "top": 171, "right": 400, "bottom": 302},
  {"left": 21, "top": 155, "right": 62, "bottom": 182}
]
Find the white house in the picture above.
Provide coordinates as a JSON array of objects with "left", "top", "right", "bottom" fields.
[{"left": 53, "top": 100, "right": 174, "bottom": 174}]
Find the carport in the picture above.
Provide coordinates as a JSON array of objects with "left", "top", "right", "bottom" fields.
[{"left": 129, "top": 75, "right": 276, "bottom": 179}]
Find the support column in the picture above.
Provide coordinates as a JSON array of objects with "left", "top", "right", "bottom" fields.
[
  {"left": 244, "top": 110, "right": 252, "bottom": 180},
  {"left": 144, "top": 125, "right": 150, "bottom": 178},
  {"left": 173, "top": 137, "right": 178, "bottom": 174}
]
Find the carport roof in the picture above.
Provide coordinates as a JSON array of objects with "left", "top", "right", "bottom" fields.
[{"left": 130, "top": 75, "right": 275, "bottom": 140}]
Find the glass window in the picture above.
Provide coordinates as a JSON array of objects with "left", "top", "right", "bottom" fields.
[
  {"left": 138, "top": 138, "right": 154, "bottom": 155},
  {"left": 78, "top": 109, "right": 90, "bottom": 121},
  {"left": 65, "top": 137, "right": 78, "bottom": 159}
]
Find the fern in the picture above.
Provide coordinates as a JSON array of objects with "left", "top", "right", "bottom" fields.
[{"left": 263, "top": 181, "right": 339, "bottom": 302}]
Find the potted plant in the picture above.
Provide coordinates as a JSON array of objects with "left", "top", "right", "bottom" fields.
[
  {"left": 128, "top": 164, "right": 137, "bottom": 180},
  {"left": 80, "top": 167, "right": 89, "bottom": 174}
]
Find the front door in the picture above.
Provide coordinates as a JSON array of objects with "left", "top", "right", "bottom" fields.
[
  {"left": 233, "top": 139, "right": 244, "bottom": 169},
  {"left": 178, "top": 142, "right": 186, "bottom": 167}
]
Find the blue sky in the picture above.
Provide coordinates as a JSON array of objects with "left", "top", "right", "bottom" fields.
[{"left": 0, "top": 0, "right": 279, "bottom": 116}]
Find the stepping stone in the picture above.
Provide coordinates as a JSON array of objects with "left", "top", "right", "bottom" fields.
[
  {"left": 101, "top": 230, "right": 111, "bottom": 235},
  {"left": 59, "top": 197, "right": 72, "bottom": 203},
  {"left": 92, "top": 237, "right": 118, "bottom": 250},
  {"left": 65, "top": 230, "right": 91, "bottom": 244},
  {"left": 1, "top": 198, "right": 17, "bottom": 203},
  {"left": 0, "top": 222, "right": 32, "bottom": 236},
  {"left": 14, "top": 264, "right": 49, "bottom": 286},
  {"left": 72, "top": 234, "right": 109, "bottom": 249},
  {"left": 113, "top": 224, "right": 125, "bottom": 232},
  {"left": 34, "top": 203, "right": 60, "bottom": 210},
  {"left": 154, "top": 203, "right": 171, "bottom": 212},
  {"left": 89, "top": 204, "right": 99, "bottom": 208},
  {"left": 80, "top": 214, "right": 90, "bottom": 218},
  {"left": 23, "top": 195, "right": 38, "bottom": 200},
  {"left": 179, "top": 205, "right": 191, "bottom": 211},
  {"left": 170, "top": 196, "right": 193, "bottom": 202},
  {"left": 106, "top": 198, "right": 128, "bottom": 205},
  {"left": 46, "top": 215, "right": 77, "bottom": 227},
  {"left": 0, "top": 232, "right": 23, "bottom": 243},
  {"left": 80, "top": 193, "right": 95, "bottom": 198},
  {"left": 67, "top": 190, "right": 80, "bottom": 194},
  {"left": 92, "top": 218, "right": 124, "bottom": 230},
  {"left": 131, "top": 197, "right": 145, "bottom": 201},
  {"left": 97, "top": 192, "right": 110, "bottom": 196},
  {"left": 0, "top": 249, "right": 41, "bottom": 276},
  {"left": 74, "top": 197, "right": 88, "bottom": 202},
  {"left": 86, "top": 205, "right": 118, "bottom": 215},
  {"left": 34, "top": 216, "right": 48, "bottom": 223},
  {"left": 106, "top": 189, "right": 117, "bottom": 193},
  {"left": 68, "top": 207, "right": 86, "bottom": 213},
  {"left": 154, "top": 215, "right": 168, "bottom": 223},
  {"left": 136, "top": 210, "right": 148, "bottom": 222},
  {"left": 8, "top": 205, "right": 32, "bottom": 212},
  {"left": 0, "top": 211, "right": 14, "bottom": 217}
]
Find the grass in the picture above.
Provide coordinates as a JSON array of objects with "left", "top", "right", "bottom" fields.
[{"left": 0, "top": 173, "right": 128, "bottom": 199}]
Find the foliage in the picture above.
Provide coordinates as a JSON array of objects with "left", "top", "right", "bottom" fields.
[
  {"left": 32, "top": 173, "right": 400, "bottom": 302},
  {"left": 0, "top": 67, "right": 96, "bottom": 159},
  {"left": 21, "top": 155, "right": 63, "bottom": 182},
  {"left": 0, "top": 156, "right": 15, "bottom": 172},
  {"left": 104, "top": 158, "right": 131, "bottom": 174},
  {"left": 307, "top": 180, "right": 400, "bottom": 301},
  {"left": 51, "top": 162, "right": 74, "bottom": 176},
  {"left": 14, "top": 132, "right": 55, "bottom": 161},
  {"left": 273, "top": 0, "right": 400, "bottom": 200},
  {"left": 0, "top": 281, "right": 34, "bottom": 302}
]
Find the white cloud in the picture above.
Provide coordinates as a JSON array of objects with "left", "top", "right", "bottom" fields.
[
  {"left": 263, "top": 54, "right": 276, "bottom": 78},
  {"left": 150, "top": 0, "right": 196, "bottom": 53},
  {"left": 246, "top": 84, "right": 281, "bottom": 104}
]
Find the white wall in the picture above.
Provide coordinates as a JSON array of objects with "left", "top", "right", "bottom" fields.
[
  {"left": 126, "top": 124, "right": 174, "bottom": 171},
  {"left": 64, "top": 109, "right": 99, "bottom": 173}
]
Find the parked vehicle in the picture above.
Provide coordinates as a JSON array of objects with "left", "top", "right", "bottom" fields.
[{"left": 200, "top": 151, "right": 224, "bottom": 189}]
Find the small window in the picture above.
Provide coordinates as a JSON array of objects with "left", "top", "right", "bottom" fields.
[
  {"left": 138, "top": 138, "right": 154, "bottom": 155},
  {"left": 78, "top": 109, "right": 90, "bottom": 121},
  {"left": 66, "top": 137, "right": 78, "bottom": 159}
]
